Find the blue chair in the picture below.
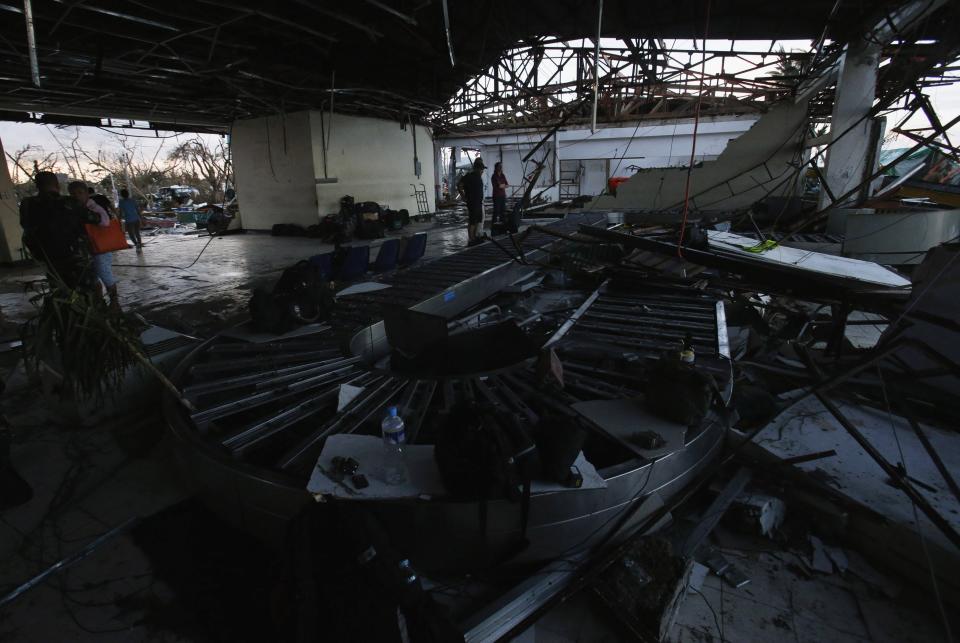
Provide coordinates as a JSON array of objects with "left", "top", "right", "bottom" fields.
[
  {"left": 399, "top": 233, "right": 427, "bottom": 266},
  {"left": 308, "top": 252, "right": 334, "bottom": 280},
  {"left": 370, "top": 238, "right": 400, "bottom": 272},
  {"left": 335, "top": 245, "right": 371, "bottom": 281}
]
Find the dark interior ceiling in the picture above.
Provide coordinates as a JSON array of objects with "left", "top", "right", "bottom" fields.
[{"left": 0, "top": 0, "right": 944, "bottom": 131}]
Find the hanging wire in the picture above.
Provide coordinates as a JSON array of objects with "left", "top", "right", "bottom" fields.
[{"left": 677, "top": 0, "right": 712, "bottom": 257}]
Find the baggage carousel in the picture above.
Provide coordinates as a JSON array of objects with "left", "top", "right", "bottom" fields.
[{"left": 164, "top": 214, "right": 732, "bottom": 571}]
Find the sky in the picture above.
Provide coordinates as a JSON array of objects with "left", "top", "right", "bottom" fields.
[
  {"left": 0, "top": 122, "right": 224, "bottom": 185},
  {"left": 2, "top": 38, "right": 958, "bottom": 183}
]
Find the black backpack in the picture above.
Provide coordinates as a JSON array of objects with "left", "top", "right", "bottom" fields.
[
  {"left": 435, "top": 403, "right": 536, "bottom": 557},
  {"left": 434, "top": 403, "right": 534, "bottom": 502},
  {"left": 356, "top": 219, "right": 385, "bottom": 240},
  {"left": 356, "top": 201, "right": 381, "bottom": 218},
  {"left": 644, "top": 356, "right": 718, "bottom": 426},
  {"left": 276, "top": 260, "right": 318, "bottom": 294},
  {"left": 271, "top": 223, "right": 308, "bottom": 237},
  {"left": 249, "top": 262, "right": 332, "bottom": 334},
  {"left": 250, "top": 288, "right": 299, "bottom": 334}
]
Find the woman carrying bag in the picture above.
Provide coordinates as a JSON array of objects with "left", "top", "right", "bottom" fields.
[{"left": 67, "top": 182, "right": 127, "bottom": 310}]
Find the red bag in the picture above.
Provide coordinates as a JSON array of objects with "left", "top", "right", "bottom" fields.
[{"left": 85, "top": 219, "right": 130, "bottom": 254}]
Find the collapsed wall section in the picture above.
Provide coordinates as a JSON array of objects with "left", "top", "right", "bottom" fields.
[{"left": 589, "top": 98, "right": 810, "bottom": 212}]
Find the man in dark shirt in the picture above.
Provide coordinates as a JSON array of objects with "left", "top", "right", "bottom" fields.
[
  {"left": 19, "top": 172, "right": 98, "bottom": 290},
  {"left": 457, "top": 158, "right": 486, "bottom": 245}
]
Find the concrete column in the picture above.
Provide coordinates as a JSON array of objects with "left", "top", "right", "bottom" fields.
[
  {"left": 433, "top": 139, "right": 442, "bottom": 205},
  {"left": 552, "top": 131, "right": 560, "bottom": 200},
  {"left": 819, "top": 39, "right": 882, "bottom": 209},
  {"left": 0, "top": 137, "right": 26, "bottom": 262},
  {"left": 448, "top": 145, "right": 457, "bottom": 199}
]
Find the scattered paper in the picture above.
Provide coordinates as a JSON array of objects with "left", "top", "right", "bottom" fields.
[{"left": 337, "top": 384, "right": 365, "bottom": 412}]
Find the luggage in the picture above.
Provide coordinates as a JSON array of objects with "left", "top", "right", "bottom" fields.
[
  {"left": 355, "top": 201, "right": 381, "bottom": 218},
  {"left": 249, "top": 261, "right": 333, "bottom": 334},
  {"left": 434, "top": 403, "right": 534, "bottom": 502},
  {"left": 275, "top": 260, "right": 321, "bottom": 296},
  {"left": 644, "top": 356, "right": 716, "bottom": 426},
  {"left": 356, "top": 219, "right": 385, "bottom": 240},
  {"left": 382, "top": 209, "right": 403, "bottom": 231},
  {"left": 249, "top": 288, "right": 299, "bottom": 334},
  {"left": 271, "top": 223, "right": 308, "bottom": 237},
  {"left": 85, "top": 219, "right": 130, "bottom": 254}
]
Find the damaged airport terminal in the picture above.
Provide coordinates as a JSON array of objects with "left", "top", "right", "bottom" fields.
[{"left": 1, "top": 0, "right": 960, "bottom": 641}]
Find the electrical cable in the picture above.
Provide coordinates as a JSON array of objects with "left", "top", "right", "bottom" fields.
[
  {"left": 602, "top": 118, "right": 644, "bottom": 189},
  {"left": 884, "top": 233, "right": 960, "bottom": 266},
  {"left": 112, "top": 233, "right": 218, "bottom": 270},
  {"left": 839, "top": 211, "right": 931, "bottom": 243},
  {"left": 677, "top": 0, "right": 713, "bottom": 257},
  {"left": 93, "top": 127, "right": 191, "bottom": 140},
  {"left": 690, "top": 586, "right": 725, "bottom": 641}
]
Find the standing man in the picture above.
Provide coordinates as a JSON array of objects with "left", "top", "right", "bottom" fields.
[
  {"left": 19, "top": 172, "right": 99, "bottom": 290},
  {"left": 118, "top": 189, "right": 143, "bottom": 252},
  {"left": 68, "top": 181, "right": 119, "bottom": 309},
  {"left": 491, "top": 162, "right": 509, "bottom": 227},
  {"left": 457, "top": 157, "right": 486, "bottom": 245}
]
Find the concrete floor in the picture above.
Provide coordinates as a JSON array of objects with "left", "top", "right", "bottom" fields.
[
  {"left": 0, "top": 216, "right": 479, "bottom": 641},
  {"left": 0, "top": 213, "right": 473, "bottom": 339}
]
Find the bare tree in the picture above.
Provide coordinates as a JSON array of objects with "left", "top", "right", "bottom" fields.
[
  {"left": 75, "top": 134, "right": 176, "bottom": 202},
  {"left": 5, "top": 144, "right": 58, "bottom": 184},
  {"left": 167, "top": 136, "right": 232, "bottom": 202},
  {"left": 5, "top": 127, "right": 229, "bottom": 206},
  {"left": 40, "top": 125, "right": 90, "bottom": 180}
]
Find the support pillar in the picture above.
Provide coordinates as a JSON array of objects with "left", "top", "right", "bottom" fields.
[
  {"left": 0, "top": 137, "right": 25, "bottom": 262},
  {"left": 819, "top": 39, "right": 882, "bottom": 209},
  {"left": 449, "top": 145, "right": 458, "bottom": 200}
]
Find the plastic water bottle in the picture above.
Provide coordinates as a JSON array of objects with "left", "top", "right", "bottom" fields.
[{"left": 381, "top": 406, "right": 407, "bottom": 485}]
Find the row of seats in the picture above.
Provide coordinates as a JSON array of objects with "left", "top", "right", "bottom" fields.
[{"left": 307, "top": 232, "right": 428, "bottom": 282}]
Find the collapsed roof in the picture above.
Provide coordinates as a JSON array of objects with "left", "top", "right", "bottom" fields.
[{"left": 0, "top": 0, "right": 954, "bottom": 131}]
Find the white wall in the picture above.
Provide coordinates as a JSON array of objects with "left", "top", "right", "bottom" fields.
[
  {"left": 579, "top": 159, "right": 608, "bottom": 195},
  {"left": 310, "top": 112, "right": 435, "bottom": 216},
  {"left": 438, "top": 115, "right": 757, "bottom": 200},
  {"left": 232, "top": 111, "right": 317, "bottom": 229},
  {"left": 0, "top": 138, "right": 24, "bottom": 262},
  {"left": 482, "top": 142, "right": 557, "bottom": 200},
  {"left": 232, "top": 111, "right": 437, "bottom": 230}
]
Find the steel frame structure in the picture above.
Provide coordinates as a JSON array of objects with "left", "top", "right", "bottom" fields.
[
  {"left": 0, "top": 1, "right": 955, "bottom": 134},
  {"left": 434, "top": 2, "right": 960, "bottom": 136},
  {"left": 436, "top": 37, "right": 814, "bottom": 132}
]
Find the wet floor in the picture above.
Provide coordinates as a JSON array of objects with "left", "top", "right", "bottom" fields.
[{"left": 0, "top": 218, "right": 475, "bottom": 339}]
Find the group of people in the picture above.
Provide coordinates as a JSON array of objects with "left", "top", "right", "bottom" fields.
[
  {"left": 19, "top": 171, "right": 144, "bottom": 308},
  {"left": 457, "top": 158, "right": 510, "bottom": 246}
]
